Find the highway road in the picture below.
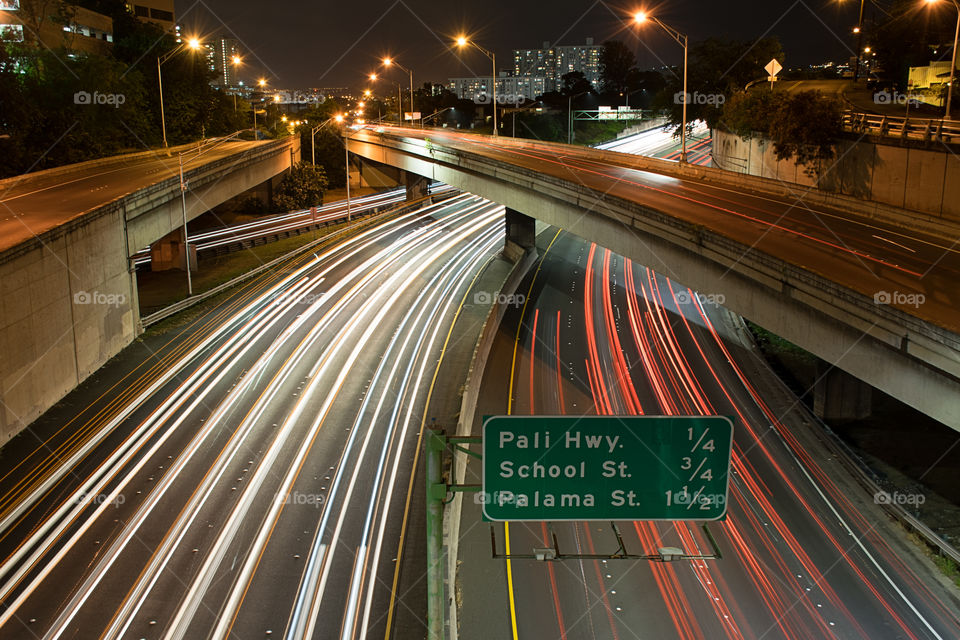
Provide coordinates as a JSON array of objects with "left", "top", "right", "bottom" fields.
[
  {"left": 351, "top": 126, "right": 960, "bottom": 333},
  {"left": 471, "top": 230, "right": 960, "bottom": 639},
  {"left": 0, "top": 193, "right": 505, "bottom": 639},
  {"left": 595, "top": 121, "right": 712, "bottom": 165},
  {"left": 0, "top": 138, "right": 268, "bottom": 254}
]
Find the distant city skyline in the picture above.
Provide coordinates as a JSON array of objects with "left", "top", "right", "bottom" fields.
[{"left": 175, "top": 0, "right": 876, "bottom": 90}]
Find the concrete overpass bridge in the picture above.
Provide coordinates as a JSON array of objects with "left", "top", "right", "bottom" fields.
[
  {"left": 0, "top": 136, "right": 299, "bottom": 438},
  {"left": 346, "top": 125, "right": 960, "bottom": 430}
]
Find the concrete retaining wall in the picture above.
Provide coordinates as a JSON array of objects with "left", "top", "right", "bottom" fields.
[
  {"left": 0, "top": 202, "right": 136, "bottom": 440},
  {"left": 713, "top": 129, "right": 960, "bottom": 223}
]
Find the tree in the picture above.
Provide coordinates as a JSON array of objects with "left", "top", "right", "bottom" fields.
[
  {"left": 15, "top": 0, "right": 73, "bottom": 49},
  {"left": 599, "top": 40, "right": 637, "bottom": 96},
  {"left": 560, "top": 71, "right": 593, "bottom": 96},
  {"left": 720, "top": 89, "right": 843, "bottom": 175},
  {"left": 767, "top": 90, "right": 843, "bottom": 170},
  {"left": 274, "top": 162, "right": 329, "bottom": 212},
  {"left": 655, "top": 36, "right": 784, "bottom": 130}
]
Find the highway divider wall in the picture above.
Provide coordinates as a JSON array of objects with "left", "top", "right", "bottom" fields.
[{"left": 445, "top": 247, "right": 538, "bottom": 640}]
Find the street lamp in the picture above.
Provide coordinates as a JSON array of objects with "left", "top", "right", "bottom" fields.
[
  {"left": 567, "top": 91, "right": 592, "bottom": 144},
  {"left": 455, "top": 36, "right": 499, "bottom": 136},
  {"left": 634, "top": 11, "right": 689, "bottom": 162},
  {"left": 925, "top": 0, "right": 960, "bottom": 118},
  {"left": 845, "top": 0, "right": 867, "bottom": 82},
  {"left": 382, "top": 57, "right": 416, "bottom": 126},
  {"left": 370, "top": 72, "right": 404, "bottom": 124},
  {"left": 229, "top": 55, "right": 242, "bottom": 111},
  {"left": 158, "top": 37, "right": 203, "bottom": 149}
]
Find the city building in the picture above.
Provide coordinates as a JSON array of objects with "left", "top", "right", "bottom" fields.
[
  {"left": 204, "top": 37, "right": 240, "bottom": 88},
  {"left": 0, "top": 2, "right": 113, "bottom": 54},
  {"left": 451, "top": 38, "right": 601, "bottom": 103},
  {"left": 908, "top": 59, "right": 957, "bottom": 105},
  {"left": 125, "top": 0, "right": 175, "bottom": 32},
  {"left": 513, "top": 38, "right": 602, "bottom": 92},
  {"left": 448, "top": 73, "right": 547, "bottom": 104}
]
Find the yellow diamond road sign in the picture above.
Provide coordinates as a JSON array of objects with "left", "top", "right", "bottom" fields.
[{"left": 765, "top": 59, "right": 782, "bottom": 77}]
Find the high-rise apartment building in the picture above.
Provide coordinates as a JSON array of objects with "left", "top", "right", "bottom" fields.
[
  {"left": 204, "top": 37, "right": 240, "bottom": 87},
  {"left": 451, "top": 38, "right": 602, "bottom": 103}
]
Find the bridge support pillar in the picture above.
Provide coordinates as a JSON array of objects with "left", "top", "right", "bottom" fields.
[
  {"left": 504, "top": 207, "right": 536, "bottom": 262},
  {"left": 813, "top": 361, "right": 872, "bottom": 423},
  {"left": 149, "top": 227, "right": 197, "bottom": 272},
  {"left": 405, "top": 171, "right": 430, "bottom": 201}
]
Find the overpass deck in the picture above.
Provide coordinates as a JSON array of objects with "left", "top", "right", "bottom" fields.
[{"left": 0, "top": 139, "right": 267, "bottom": 254}]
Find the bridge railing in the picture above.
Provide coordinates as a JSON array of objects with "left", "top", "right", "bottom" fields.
[{"left": 842, "top": 110, "right": 960, "bottom": 143}]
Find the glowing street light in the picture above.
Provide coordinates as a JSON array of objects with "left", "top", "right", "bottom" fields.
[
  {"left": 158, "top": 36, "right": 203, "bottom": 149},
  {"left": 381, "top": 57, "right": 416, "bottom": 125},
  {"left": 633, "top": 10, "right": 690, "bottom": 162},
  {"left": 368, "top": 72, "right": 403, "bottom": 124},
  {"left": 454, "top": 36, "right": 498, "bottom": 135},
  {"left": 924, "top": 0, "right": 960, "bottom": 118}
]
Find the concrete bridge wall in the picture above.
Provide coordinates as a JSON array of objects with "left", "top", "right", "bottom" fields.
[
  {"left": 0, "top": 137, "right": 298, "bottom": 440},
  {"left": 346, "top": 131, "right": 960, "bottom": 430}
]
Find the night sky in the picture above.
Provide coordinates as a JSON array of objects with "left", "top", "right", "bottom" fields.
[{"left": 174, "top": 0, "right": 871, "bottom": 89}]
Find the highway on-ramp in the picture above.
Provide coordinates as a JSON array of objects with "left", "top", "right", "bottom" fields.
[{"left": 0, "top": 138, "right": 270, "bottom": 254}]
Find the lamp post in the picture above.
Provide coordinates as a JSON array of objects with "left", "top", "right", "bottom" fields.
[
  {"left": 370, "top": 73, "right": 403, "bottom": 124},
  {"left": 634, "top": 11, "right": 688, "bottom": 162},
  {"left": 925, "top": 0, "right": 960, "bottom": 118},
  {"left": 383, "top": 57, "right": 415, "bottom": 125},
  {"left": 310, "top": 114, "right": 343, "bottom": 165},
  {"left": 567, "top": 91, "right": 592, "bottom": 144},
  {"left": 158, "top": 37, "right": 202, "bottom": 149},
  {"left": 230, "top": 55, "right": 242, "bottom": 111},
  {"left": 456, "top": 36, "right": 498, "bottom": 136},
  {"left": 252, "top": 78, "right": 267, "bottom": 137},
  {"left": 848, "top": 0, "right": 866, "bottom": 82}
]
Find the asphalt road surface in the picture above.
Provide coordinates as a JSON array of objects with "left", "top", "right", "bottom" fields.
[
  {"left": 469, "top": 230, "right": 960, "bottom": 639},
  {"left": 0, "top": 139, "right": 267, "bottom": 253},
  {"left": 0, "top": 193, "right": 505, "bottom": 639}
]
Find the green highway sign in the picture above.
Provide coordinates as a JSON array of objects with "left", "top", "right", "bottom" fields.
[{"left": 481, "top": 415, "right": 733, "bottom": 522}]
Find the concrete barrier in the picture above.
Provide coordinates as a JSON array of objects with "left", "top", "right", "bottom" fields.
[{"left": 445, "top": 247, "right": 538, "bottom": 640}]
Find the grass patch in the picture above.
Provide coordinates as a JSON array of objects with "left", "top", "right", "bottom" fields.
[
  {"left": 138, "top": 220, "right": 358, "bottom": 314},
  {"left": 934, "top": 555, "right": 960, "bottom": 589},
  {"left": 746, "top": 321, "right": 816, "bottom": 363}
]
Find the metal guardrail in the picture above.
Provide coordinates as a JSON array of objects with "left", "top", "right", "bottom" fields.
[
  {"left": 815, "top": 412, "right": 960, "bottom": 567},
  {"left": 843, "top": 110, "right": 960, "bottom": 143}
]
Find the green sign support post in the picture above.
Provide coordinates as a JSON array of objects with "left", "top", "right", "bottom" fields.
[{"left": 482, "top": 415, "right": 733, "bottom": 522}]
